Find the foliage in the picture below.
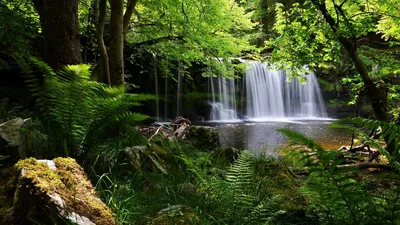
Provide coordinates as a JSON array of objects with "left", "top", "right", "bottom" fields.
[
  {"left": 279, "top": 127, "right": 400, "bottom": 225},
  {"left": 24, "top": 58, "right": 152, "bottom": 159},
  {"left": 127, "top": 0, "right": 258, "bottom": 78},
  {"left": 0, "top": 0, "right": 39, "bottom": 69},
  {"left": 266, "top": 1, "right": 342, "bottom": 76},
  {"left": 331, "top": 118, "right": 400, "bottom": 164},
  {"left": 266, "top": 0, "right": 400, "bottom": 116},
  {"left": 179, "top": 150, "right": 285, "bottom": 224},
  {"left": 94, "top": 138, "right": 290, "bottom": 225}
]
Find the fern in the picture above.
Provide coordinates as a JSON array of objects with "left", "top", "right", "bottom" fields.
[
  {"left": 331, "top": 118, "right": 400, "bottom": 168},
  {"left": 178, "top": 150, "right": 283, "bottom": 224},
  {"left": 226, "top": 150, "right": 254, "bottom": 215},
  {"left": 279, "top": 128, "right": 400, "bottom": 225},
  {"left": 24, "top": 59, "right": 152, "bottom": 159}
]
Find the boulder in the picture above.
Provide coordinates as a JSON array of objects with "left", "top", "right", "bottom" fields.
[
  {"left": 186, "top": 126, "right": 220, "bottom": 150},
  {"left": 11, "top": 157, "right": 115, "bottom": 225},
  {"left": 0, "top": 118, "right": 47, "bottom": 161}
]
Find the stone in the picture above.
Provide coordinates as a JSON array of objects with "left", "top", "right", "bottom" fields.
[
  {"left": 214, "top": 147, "right": 241, "bottom": 163},
  {"left": 0, "top": 117, "right": 47, "bottom": 159},
  {"left": 11, "top": 157, "right": 115, "bottom": 225},
  {"left": 0, "top": 117, "right": 25, "bottom": 146},
  {"left": 187, "top": 126, "right": 221, "bottom": 150}
]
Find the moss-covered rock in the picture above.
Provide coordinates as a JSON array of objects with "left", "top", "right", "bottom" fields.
[
  {"left": 187, "top": 126, "right": 220, "bottom": 150},
  {"left": 11, "top": 157, "right": 115, "bottom": 225}
]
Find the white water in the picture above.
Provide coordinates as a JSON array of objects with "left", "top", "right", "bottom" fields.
[
  {"left": 176, "top": 61, "right": 182, "bottom": 117},
  {"left": 208, "top": 76, "right": 238, "bottom": 121},
  {"left": 153, "top": 55, "right": 160, "bottom": 120},
  {"left": 245, "top": 61, "right": 327, "bottom": 120}
]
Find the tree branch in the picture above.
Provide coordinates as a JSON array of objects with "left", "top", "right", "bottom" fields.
[
  {"left": 336, "top": 162, "right": 392, "bottom": 170},
  {"left": 133, "top": 36, "right": 184, "bottom": 47},
  {"left": 123, "top": 0, "right": 139, "bottom": 39}
]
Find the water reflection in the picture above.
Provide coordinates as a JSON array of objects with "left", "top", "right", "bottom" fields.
[{"left": 213, "top": 121, "right": 351, "bottom": 153}]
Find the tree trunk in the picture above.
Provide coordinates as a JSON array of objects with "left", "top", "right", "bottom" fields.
[
  {"left": 96, "top": 0, "right": 111, "bottom": 85},
  {"left": 123, "top": 0, "right": 139, "bottom": 39},
  {"left": 31, "top": 0, "right": 81, "bottom": 70},
  {"left": 109, "top": 0, "right": 124, "bottom": 86}
]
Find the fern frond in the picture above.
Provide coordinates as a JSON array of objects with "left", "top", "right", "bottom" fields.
[
  {"left": 225, "top": 150, "right": 254, "bottom": 220},
  {"left": 332, "top": 118, "right": 400, "bottom": 167},
  {"left": 24, "top": 60, "right": 152, "bottom": 158}
]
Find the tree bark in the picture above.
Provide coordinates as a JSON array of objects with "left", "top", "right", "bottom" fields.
[
  {"left": 31, "top": 0, "right": 82, "bottom": 70},
  {"left": 96, "top": 0, "right": 111, "bottom": 85},
  {"left": 109, "top": 0, "right": 124, "bottom": 86}
]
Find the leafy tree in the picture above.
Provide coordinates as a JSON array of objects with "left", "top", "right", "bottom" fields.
[
  {"left": 0, "top": 0, "right": 39, "bottom": 69},
  {"left": 266, "top": 0, "right": 400, "bottom": 153},
  {"left": 125, "top": 0, "right": 257, "bottom": 78}
]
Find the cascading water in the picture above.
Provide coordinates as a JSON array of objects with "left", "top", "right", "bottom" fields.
[
  {"left": 153, "top": 54, "right": 160, "bottom": 120},
  {"left": 164, "top": 77, "right": 168, "bottom": 122},
  {"left": 153, "top": 60, "right": 327, "bottom": 122},
  {"left": 208, "top": 76, "right": 238, "bottom": 121},
  {"left": 176, "top": 61, "right": 182, "bottom": 117},
  {"left": 245, "top": 61, "right": 327, "bottom": 119}
]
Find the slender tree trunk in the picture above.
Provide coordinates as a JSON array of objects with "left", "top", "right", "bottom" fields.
[
  {"left": 31, "top": 0, "right": 81, "bottom": 70},
  {"left": 109, "top": 0, "right": 124, "bottom": 86},
  {"left": 123, "top": 0, "right": 139, "bottom": 39},
  {"left": 94, "top": 0, "right": 138, "bottom": 86},
  {"left": 96, "top": 0, "right": 111, "bottom": 85}
]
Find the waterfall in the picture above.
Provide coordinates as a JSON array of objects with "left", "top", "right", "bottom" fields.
[
  {"left": 176, "top": 61, "right": 182, "bottom": 117},
  {"left": 245, "top": 61, "right": 327, "bottom": 119},
  {"left": 164, "top": 77, "right": 168, "bottom": 122},
  {"left": 209, "top": 76, "right": 238, "bottom": 121},
  {"left": 153, "top": 55, "right": 160, "bottom": 121}
]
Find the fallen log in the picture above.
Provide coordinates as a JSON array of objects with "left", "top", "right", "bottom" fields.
[{"left": 338, "top": 144, "right": 380, "bottom": 163}]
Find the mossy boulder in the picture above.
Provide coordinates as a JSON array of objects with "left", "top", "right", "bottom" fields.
[
  {"left": 187, "top": 126, "right": 220, "bottom": 150},
  {"left": 11, "top": 157, "right": 115, "bottom": 225}
]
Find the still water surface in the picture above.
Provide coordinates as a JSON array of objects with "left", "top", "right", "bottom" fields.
[{"left": 205, "top": 121, "right": 351, "bottom": 154}]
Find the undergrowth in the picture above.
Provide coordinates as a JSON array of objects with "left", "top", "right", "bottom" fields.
[{"left": 279, "top": 123, "right": 400, "bottom": 225}]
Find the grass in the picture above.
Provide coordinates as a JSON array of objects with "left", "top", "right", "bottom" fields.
[{"left": 91, "top": 137, "right": 312, "bottom": 225}]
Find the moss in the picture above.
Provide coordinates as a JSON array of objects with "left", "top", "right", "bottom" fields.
[{"left": 14, "top": 157, "right": 115, "bottom": 225}]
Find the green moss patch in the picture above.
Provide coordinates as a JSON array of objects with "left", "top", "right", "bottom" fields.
[{"left": 14, "top": 157, "right": 115, "bottom": 225}]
